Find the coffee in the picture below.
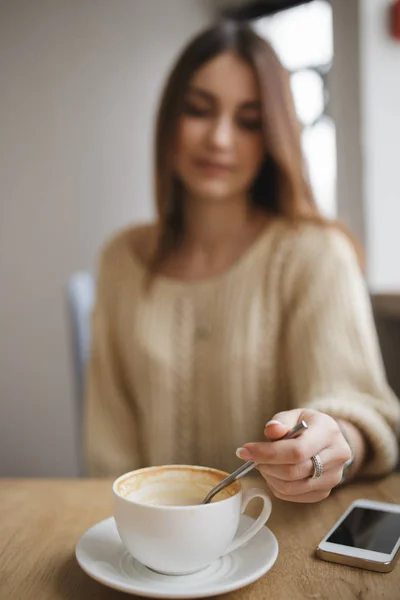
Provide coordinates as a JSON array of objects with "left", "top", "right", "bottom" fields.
[
  {"left": 126, "top": 482, "right": 232, "bottom": 506},
  {"left": 118, "top": 465, "right": 236, "bottom": 507}
]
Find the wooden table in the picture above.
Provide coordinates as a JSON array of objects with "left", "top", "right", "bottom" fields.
[{"left": 0, "top": 475, "right": 399, "bottom": 600}]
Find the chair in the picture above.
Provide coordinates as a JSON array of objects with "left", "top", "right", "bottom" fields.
[
  {"left": 373, "top": 309, "right": 400, "bottom": 472},
  {"left": 67, "top": 271, "right": 95, "bottom": 474}
]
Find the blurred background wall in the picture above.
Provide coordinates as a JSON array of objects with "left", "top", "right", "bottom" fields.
[
  {"left": 1, "top": 0, "right": 399, "bottom": 477},
  {"left": 0, "top": 0, "right": 215, "bottom": 477},
  {"left": 359, "top": 0, "right": 400, "bottom": 292},
  {"left": 331, "top": 0, "right": 400, "bottom": 406}
]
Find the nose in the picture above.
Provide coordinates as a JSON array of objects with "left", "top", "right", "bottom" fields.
[{"left": 207, "top": 116, "right": 234, "bottom": 150}]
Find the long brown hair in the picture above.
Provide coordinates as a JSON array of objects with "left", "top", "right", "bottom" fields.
[{"left": 151, "top": 20, "right": 358, "bottom": 272}]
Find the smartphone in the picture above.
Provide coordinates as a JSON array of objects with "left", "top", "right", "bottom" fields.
[{"left": 316, "top": 498, "right": 400, "bottom": 572}]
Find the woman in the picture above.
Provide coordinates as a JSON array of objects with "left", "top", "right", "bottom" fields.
[{"left": 85, "top": 20, "right": 400, "bottom": 503}]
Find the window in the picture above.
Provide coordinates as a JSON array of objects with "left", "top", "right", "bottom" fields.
[{"left": 253, "top": 0, "right": 336, "bottom": 218}]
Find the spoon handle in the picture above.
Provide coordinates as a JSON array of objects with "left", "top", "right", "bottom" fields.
[{"left": 202, "top": 420, "right": 308, "bottom": 504}]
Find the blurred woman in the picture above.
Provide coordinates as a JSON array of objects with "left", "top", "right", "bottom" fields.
[{"left": 85, "top": 20, "right": 400, "bottom": 503}]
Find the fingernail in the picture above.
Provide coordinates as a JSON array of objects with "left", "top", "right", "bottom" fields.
[
  {"left": 265, "top": 419, "right": 283, "bottom": 427},
  {"left": 236, "top": 447, "right": 252, "bottom": 460}
]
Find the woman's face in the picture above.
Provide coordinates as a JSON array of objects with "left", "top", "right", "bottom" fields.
[{"left": 174, "top": 51, "right": 265, "bottom": 203}]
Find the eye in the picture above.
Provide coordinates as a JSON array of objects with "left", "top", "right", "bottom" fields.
[
  {"left": 238, "top": 118, "right": 262, "bottom": 132},
  {"left": 182, "top": 102, "right": 211, "bottom": 118}
]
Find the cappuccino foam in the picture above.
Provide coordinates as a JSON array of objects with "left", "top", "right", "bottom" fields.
[
  {"left": 127, "top": 481, "right": 232, "bottom": 506},
  {"left": 117, "top": 465, "right": 239, "bottom": 507}
]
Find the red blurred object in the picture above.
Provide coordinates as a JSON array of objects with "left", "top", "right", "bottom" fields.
[{"left": 391, "top": 1, "right": 400, "bottom": 40}]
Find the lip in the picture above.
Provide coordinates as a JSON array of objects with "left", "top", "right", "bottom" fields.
[{"left": 194, "top": 158, "right": 234, "bottom": 175}]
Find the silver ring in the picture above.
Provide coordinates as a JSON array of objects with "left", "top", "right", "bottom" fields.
[{"left": 310, "top": 454, "right": 324, "bottom": 479}]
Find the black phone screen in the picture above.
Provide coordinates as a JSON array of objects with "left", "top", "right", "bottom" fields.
[{"left": 327, "top": 506, "right": 400, "bottom": 554}]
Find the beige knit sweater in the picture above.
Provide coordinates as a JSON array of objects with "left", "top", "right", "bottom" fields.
[{"left": 84, "top": 220, "right": 400, "bottom": 478}]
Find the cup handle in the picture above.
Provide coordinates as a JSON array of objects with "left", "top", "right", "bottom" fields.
[{"left": 221, "top": 487, "right": 272, "bottom": 556}]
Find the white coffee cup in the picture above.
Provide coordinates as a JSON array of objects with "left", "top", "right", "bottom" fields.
[{"left": 113, "top": 464, "right": 272, "bottom": 575}]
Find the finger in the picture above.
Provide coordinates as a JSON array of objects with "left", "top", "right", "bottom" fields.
[
  {"left": 264, "top": 467, "right": 343, "bottom": 498},
  {"left": 264, "top": 421, "right": 291, "bottom": 441},
  {"left": 239, "top": 415, "right": 339, "bottom": 464},
  {"left": 263, "top": 409, "right": 304, "bottom": 441},
  {"left": 257, "top": 446, "right": 351, "bottom": 482},
  {"left": 239, "top": 432, "right": 326, "bottom": 464},
  {"left": 267, "top": 409, "right": 304, "bottom": 429}
]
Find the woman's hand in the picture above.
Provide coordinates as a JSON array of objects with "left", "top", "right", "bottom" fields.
[{"left": 236, "top": 408, "right": 354, "bottom": 503}]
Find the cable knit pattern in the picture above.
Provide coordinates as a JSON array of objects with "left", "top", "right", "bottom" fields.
[
  {"left": 84, "top": 220, "right": 400, "bottom": 477},
  {"left": 173, "top": 295, "right": 194, "bottom": 464}
]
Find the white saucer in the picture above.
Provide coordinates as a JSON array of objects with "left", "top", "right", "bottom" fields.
[{"left": 75, "top": 514, "right": 279, "bottom": 599}]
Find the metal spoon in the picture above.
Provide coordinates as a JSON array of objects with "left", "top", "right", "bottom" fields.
[{"left": 201, "top": 420, "right": 308, "bottom": 504}]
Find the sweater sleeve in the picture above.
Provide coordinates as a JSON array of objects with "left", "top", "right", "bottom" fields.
[
  {"left": 84, "top": 242, "right": 143, "bottom": 477},
  {"left": 284, "top": 226, "right": 400, "bottom": 477}
]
